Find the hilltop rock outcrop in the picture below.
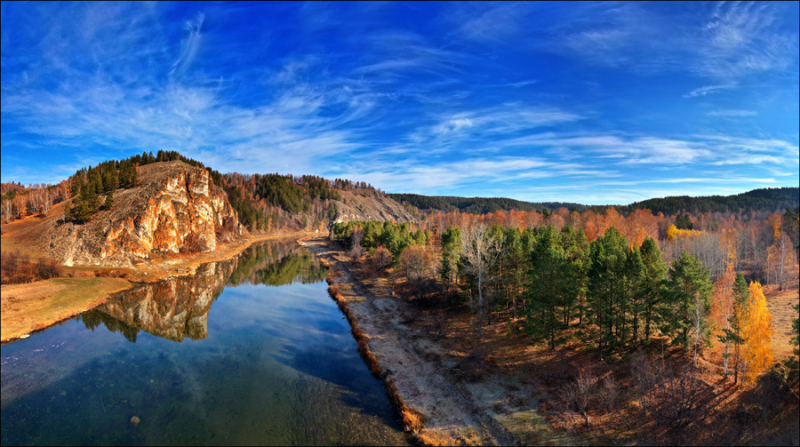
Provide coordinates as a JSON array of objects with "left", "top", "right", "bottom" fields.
[
  {"left": 45, "top": 161, "right": 246, "bottom": 267},
  {"left": 330, "top": 189, "right": 416, "bottom": 226}
]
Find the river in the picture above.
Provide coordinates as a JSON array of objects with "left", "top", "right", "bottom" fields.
[{"left": 1, "top": 239, "right": 407, "bottom": 446}]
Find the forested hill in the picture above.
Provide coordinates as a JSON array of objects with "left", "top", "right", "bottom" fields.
[
  {"left": 390, "top": 187, "right": 799, "bottom": 215},
  {"left": 386, "top": 194, "right": 587, "bottom": 215},
  {"left": 621, "top": 187, "right": 799, "bottom": 215}
]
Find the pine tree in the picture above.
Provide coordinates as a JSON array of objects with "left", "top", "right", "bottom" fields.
[
  {"left": 626, "top": 245, "right": 646, "bottom": 346},
  {"left": 640, "top": 237, "right": 668, "bottom": 341},
  {"left": 102, "top": 189, "right": 114, "bottom": 210},
  {"left": 526, "top": 226, "right": 568, "bottom": 349},
  {"left": 586, "top": 227, "right": 630, "bottom": 360},
  {"left": 664, "top": 252, "right": 713, "bottom": 357},
  {"left": 563, "top": 228, "right": 589, "bottom": 327}
]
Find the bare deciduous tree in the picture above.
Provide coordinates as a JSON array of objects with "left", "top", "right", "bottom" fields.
[
  {"left": 348, "top": 225, "right": 363, "bottom": 261},
  {"left": 560, "top": 369, "right": 595, "bottom": 426},
  {"left": 459, "top": 223, "right": 503, "bottom": 338},
  {"left": 631, "top": 350, "right": 657, "bottom": 415},
  {"left": 372, "top": 246, "right": 391, "bottom": 272}
]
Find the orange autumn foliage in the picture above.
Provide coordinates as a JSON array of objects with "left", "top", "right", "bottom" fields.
[
  {"left": 710, "top": 268, "right": 736, "bottom": 371},
  {"left": 741, "top": 281, "right": 773, "bottom": 384}
]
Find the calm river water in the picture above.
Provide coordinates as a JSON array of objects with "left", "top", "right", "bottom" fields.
[{"left": 1, "top": 240, "right": 407, "bottom": 446}]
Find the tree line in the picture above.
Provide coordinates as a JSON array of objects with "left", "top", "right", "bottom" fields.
[
  {"left": 388, "top": 187, "right": 798, "bottom": 217},
  {"left": 335, "top": 208, "right": 799, "bottom": 384},
  {"left": 388, "top": 193, "right": 587, "bottom": 215}
]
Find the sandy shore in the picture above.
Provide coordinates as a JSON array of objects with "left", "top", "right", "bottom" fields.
[{"left": 299, "top": 236, "right": 527, "bottom": 446}]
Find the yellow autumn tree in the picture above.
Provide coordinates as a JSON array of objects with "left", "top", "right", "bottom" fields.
[
  {"left": 710, "top": 268, "right": 736, "bottom": 376},
  {"left": 740, "top": 281, "right": 773, "bottom": 383}
]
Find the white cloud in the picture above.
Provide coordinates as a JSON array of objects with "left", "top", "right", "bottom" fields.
[
  {"left": 707, "top": 109, "right": 757, "bottom": 117},
  {"left": 683, "top": 84, "right": 736, "bottom": 98},
  {"left": 171, "top": 12, "right": 204, "bottom": 76}
]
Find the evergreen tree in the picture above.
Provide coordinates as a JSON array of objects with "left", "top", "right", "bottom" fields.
[
  {"left": 501, "top": 227, "right": 526, "bottom": 320},
  {"left": 102, "top": 189, "right": 114, "bottom": 210},
  {"left": 440, "top": 226, "right": 462, "bottom": 284},
  {"left": 625, "top": 246, "right": 646, "bottom": 346},
  {"left": 586, "top": 228, "right": 630, "bottom": 360},
  {"left": 560, "top": 226, "right": 589, "bottom": 329},
  {"left": 526, "top": 226, "right": 568, "bottom": 349},
  {"left": 640, "top": 237, "right": 668, "bottom": 341},
  {"left": 664, "top": 252, "right": 713, "bottom": 352}
]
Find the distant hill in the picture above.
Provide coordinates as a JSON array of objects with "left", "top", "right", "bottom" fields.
[
  {"left": 387, "top": 194, "right": 587, "bottom": 214},
  {"left": 389, "top": 187, "right": 799, "bottom": 215},
  {"left": 619, "top": 187, "right": 799, "bottom": 215}
]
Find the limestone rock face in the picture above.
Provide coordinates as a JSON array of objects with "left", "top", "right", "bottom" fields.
[{"left": 48, "top": 161, "right": 246, "bottom": 267}]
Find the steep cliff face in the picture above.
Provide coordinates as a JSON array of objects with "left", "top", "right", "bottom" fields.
[{"left": 46, "top": 161, "right": 246, "bottom": 267}]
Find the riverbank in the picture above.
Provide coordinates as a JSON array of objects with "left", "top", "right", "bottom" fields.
[
  {"left": 1, "top": 231, "right": 320, "bottom": 343},
  {"left": 300, "top": 236, "right": 800, "bottom": 446},
  {"left": 299, "top": 237, "right": 538, "bottom": 446}
]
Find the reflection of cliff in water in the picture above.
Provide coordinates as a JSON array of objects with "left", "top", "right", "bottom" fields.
[{"left": 79, "top": 240, "right": 325, "bottom": 343}]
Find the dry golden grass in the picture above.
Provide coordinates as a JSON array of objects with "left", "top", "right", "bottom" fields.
[
  {"left": 1, "top": 201, "right": 66, "bottom": 261},
  {"left": 1, "top": 276, "right": 130, "bottom": 341},
  {"left": 763, "top": 281, "right": 799, "bottom": 360},
  {"left": 415, "top": 427, "right": 486, "bottom": 446}
]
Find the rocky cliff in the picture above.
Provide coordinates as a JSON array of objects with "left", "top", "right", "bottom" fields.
[
  {"left": 330, "top": 189, "right": 416, "bottom": 226},
  {"left": 45, "top": 161, "right": 246, "bottom": 267}
]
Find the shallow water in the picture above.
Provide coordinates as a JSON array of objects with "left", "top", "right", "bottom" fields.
[{"left": 1, "top": 240, "right": 407, "bottom": 446}]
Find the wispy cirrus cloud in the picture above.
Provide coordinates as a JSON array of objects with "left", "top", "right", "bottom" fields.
[
  {"left": 707, "top": 109, "right": 757, "bottom": 117},
  {"left": 171, "top": 12, "right": 205, "bottom": 76},
  {"left": 453, "top": 2, "right": 798, "bottom": 80},
  {"left": 1, "top": 2, "right": 797, "bottom": 202},
  {"left": 683, "top": 84, "right": 737, "bottom": 98}
]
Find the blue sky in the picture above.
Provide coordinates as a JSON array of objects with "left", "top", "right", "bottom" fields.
[{"left": 1, "top": 2, "right": 798, "bottom": 205}]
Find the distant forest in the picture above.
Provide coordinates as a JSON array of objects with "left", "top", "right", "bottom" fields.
[
  {"left": 390, "top": 187, "right": 799, "bottom": 216},
  {"left": 387, "top": 194, "right": 588, "bottom": 215}
]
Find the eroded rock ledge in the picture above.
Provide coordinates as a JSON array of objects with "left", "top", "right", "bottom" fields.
[{"left": 44, "top": 161, "right": 246, "bottom": 268}]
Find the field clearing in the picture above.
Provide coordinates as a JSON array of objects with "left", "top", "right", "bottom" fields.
[
  {"left": 1, "top": 277, "right": 130, "bottom": 342},
  {"left": 764, "top": 281, "right": 800, "bottom": 360}
]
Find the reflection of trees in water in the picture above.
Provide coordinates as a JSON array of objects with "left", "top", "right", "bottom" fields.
[
  {"left": 77, "top": 240, "right": 326, "bottom": 343},
  {"left": 228, "top": 241, "right": 326, "bottom": 287},
  {"left": 79, "top": 310, "right": 140, "bottom": 343}
]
